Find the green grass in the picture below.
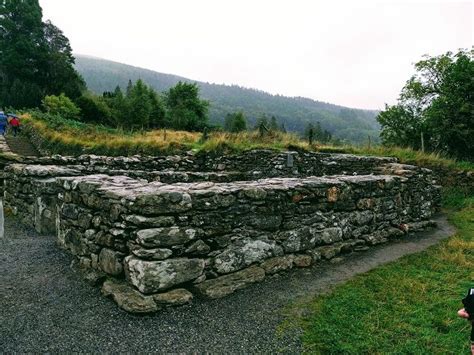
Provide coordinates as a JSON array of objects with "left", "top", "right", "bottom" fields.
[
  {"left": 20, "top": 112, "right": 474, "bottom": 172},
  {"left": 284, "top": 190, "right": 474, "bottom": 354}
]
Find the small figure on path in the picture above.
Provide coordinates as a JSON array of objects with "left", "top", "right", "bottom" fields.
[
  {"left": 0, "top": 111, "right": 7, "bottom": 136},
  {"left": 458, "top": 287, "right": 474, "bottom": 354},
  {"left": 9, "top": 114, "right": 20, "bottom": 137}
]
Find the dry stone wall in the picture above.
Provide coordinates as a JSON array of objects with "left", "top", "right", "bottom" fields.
[{"left": 2, "top": 150, "right": 441, "bottom": 313}]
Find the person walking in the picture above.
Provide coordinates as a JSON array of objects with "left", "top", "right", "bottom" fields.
[
  {"left": 0, "top": 112, "right": 7, "bottom": 136},
  {"left": 9, "top": 115, "right": 20, "bottom": 137}
]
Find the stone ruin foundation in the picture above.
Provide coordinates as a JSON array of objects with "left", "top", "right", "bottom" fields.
[{"left": 1, "top": 150, "right": 441, "bottom": 313}]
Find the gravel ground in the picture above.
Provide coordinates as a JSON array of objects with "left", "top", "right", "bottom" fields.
[{"left": 0, "top": 214, "right": 455, "bottom": 353}]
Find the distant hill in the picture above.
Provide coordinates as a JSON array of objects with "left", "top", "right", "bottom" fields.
[{"left": 74, "top": 55, "right": 380, "bottom": 144}]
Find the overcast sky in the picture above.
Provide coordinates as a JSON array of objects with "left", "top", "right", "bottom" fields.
[{"left": 39, "top": 0, "right": 472, "bottom": 110}]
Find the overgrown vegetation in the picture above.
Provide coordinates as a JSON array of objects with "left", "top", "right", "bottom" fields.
[
  {"left": 21, "top": 111, "right": 474, "bottom": 174},
  {"left": 22, "top": 112, "right": 308, "bottom": 156}
]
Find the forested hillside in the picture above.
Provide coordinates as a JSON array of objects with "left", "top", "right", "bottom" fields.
[{"left": 75, "top": 55, "right": 380, "bottom": 144}]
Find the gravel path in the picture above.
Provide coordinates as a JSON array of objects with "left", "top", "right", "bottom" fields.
[{"left": 0, "top": 214, "right": 455, "bottom": 353}]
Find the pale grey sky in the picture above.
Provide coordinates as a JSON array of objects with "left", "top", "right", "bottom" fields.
[{"left": 39, "top": 0, "right": 472, "bottom": 110}]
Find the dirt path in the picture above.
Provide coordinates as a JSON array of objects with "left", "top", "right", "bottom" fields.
[{"left": 0, "top": 214, "right": 455, "bottom": 353}]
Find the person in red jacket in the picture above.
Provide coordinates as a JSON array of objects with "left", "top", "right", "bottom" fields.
[{"left": 9, "top": 115, "right": 20, "bottom": 137}]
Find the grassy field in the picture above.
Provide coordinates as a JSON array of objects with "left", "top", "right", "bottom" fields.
[
  {"left": 20, "top": 112, "right": 474, "bottom": 172},
  {"left": 281, "top": 190, "right": 473, "bottom": 354}
]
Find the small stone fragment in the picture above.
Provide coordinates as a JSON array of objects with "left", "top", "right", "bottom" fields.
[
  {"left": 293, "top": 254, "right": 312, "bottom": 268},
  {"left": 260, "top": 255, "right": 294, "bottom": 274},
  {"left": 153, "top": 288, "right": 193, "bottom": 307},
  {"left": 195, "top": 266, "right": 265, "bottom": 299}
]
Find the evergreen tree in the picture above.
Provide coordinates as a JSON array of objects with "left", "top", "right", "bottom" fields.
[
  {"left": 126, "top": 79, "right": 133, "bottom": 97},
  {"left": 224, "top": 111, "right": 247, "bottom": 132},
  {"left": 164, "top": 81, "right": 209, "bottom": 131},
  {"left": 128, "top": 79, "right": 152, "bottom": 129},
  {"left": 269, "top": 115, "right": 279, "bottom": 131},
  {"left": 0, "top": 0, "right": 84, "bottom": 108}
]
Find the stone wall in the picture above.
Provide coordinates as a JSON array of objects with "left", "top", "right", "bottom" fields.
[
  {"left": 6, "top": 150, "right": 397, "bottom": 181},
  {"left": 3, "top": 153, "right": 441, "bottom": 313}
]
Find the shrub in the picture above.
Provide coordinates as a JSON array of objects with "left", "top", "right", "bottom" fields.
[
  {"left": 42, "top": 93, "right": 81, "bottom": 120},
  {"left": 75, "top": 93, "right": 113, "bottom": 125}
]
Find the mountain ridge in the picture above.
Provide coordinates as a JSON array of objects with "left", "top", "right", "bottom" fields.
[{"left": 74, "top": 54, "right": 380, "bottom": 144}]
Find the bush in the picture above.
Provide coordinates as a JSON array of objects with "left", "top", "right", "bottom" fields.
[
  {"left": 75, "top": 93, "right": 113, "bottom": 124},
  {"left": 42, "top": 93, "right": 81, "bottom": 120}
]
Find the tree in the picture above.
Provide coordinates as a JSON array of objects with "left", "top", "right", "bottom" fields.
[
  {"left": 164, "top": 81, "right": 209, "bottom": 131},
  {"left": 377, "top": 49, "right": 473, "bottom": 160},
  {"left": 269, "top": 116, "right": 279, "bottom": 131},
  {"left": 128, "top": 79, "right": 153, "bottom": 129},
  {"left": 224, "top": 111, "right": 247, "bottom": 132},
  {"left": 0, "top": 0, "right": 85, "bottom": 108},
  {"left": 75, "top": 93, "right": 113, "bottom": 125},
  {"left": 305, "top": 123, "right": 315, "bottom": 145},
  {"left": 42, "top": 93, "right": 81, "bottom": 119}
]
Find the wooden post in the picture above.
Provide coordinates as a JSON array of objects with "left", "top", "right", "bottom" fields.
[
  {"left": 0, "top": 198, "right": 4, "bottom": 239},
  {"left": 421, "top": 131, "right": 425, "bottom": 152},
  {"left": 368, "top": 135, "right": 371, "bottom": 150}
]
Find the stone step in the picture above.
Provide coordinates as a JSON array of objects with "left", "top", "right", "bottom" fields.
[{"left": 5, "top": 135, "right": 40, "bottom": 157}]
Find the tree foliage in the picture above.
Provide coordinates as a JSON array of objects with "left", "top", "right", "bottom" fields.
[
  {"left": 304, "top": 122, "right": 333, "bottom": 144},
  {"left": 0, "top": 0, "right": 85, "bottom": 108},
  {"left": 164, "top": 81, "right": 209, "bottom": 131},
  {"left": 42, "top": 93, "right": 81, "bottom": 120},
  {"left": 377, "top": 49, "right": 473, "bottom": 160},
  {"left": 73, "top": 80, "right": 210, "bottom": 131},
  {"left": 224, "top": 111, "right": 247, "bottom": 132}
]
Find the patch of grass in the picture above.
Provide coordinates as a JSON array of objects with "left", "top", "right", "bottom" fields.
[
  {"left": 22, "top": 112, "right": 310, "bottom": 156},
  {"left": 286, "top": 193, "right": 474, "bottom": 354}
]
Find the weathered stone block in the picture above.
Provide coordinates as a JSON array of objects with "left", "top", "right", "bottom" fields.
[
  {"left": 153, "top": 288, "right": 193, "bottom": 307},
  {"left": 260, "top": 255, "right": 294, "bottom": 274},
  {"left": 129, "top": 244, "right": 173, "bottom": 260},
  {"left": 195, "top": 266, "right": 265, "bottom": 299},
  {"left": 214, "top": 239, "right": 281, "bottom": 274},
  {"left": 293, "top": 254, "right": 312, "bottom": 267},
  {"left": 102, "top": 279, "right": 158, "bottom": 313},
  {"left": 136, "top": 227, "right": 198, "bottom": 247},
  {"left": 124, "top": 215, "right": 175, "bottom": 227},
  {"left": 125, "top": 256, "right": 205, "bottom": 294},
  {"left": 99, "top": 248, "right": 125, "bottom": 276}
]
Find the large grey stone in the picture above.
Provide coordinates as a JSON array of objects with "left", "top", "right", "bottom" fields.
[
  {"left": 214, "top": 239, "right": 280, "bottom": 274},
  {"left": 125, "top": 256, "right": 205, "bottom": 294},
  {"left": 277, "top": 227, "right": 316, "bottom": 253},
  {"left": 134, "top": 191, "right": 192, "bottom": 214},
  {"left": 136, "top": 227, "right": 198, "bottom": 247},
  {"left": 195, "top": 266, "right": 265, "bottom": 299},
  {"left": 318, "top": 227, "right": 343, "bottom": 244},
  {"left": 102, "top": 279, "right": 158, "bottom": 313}
]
